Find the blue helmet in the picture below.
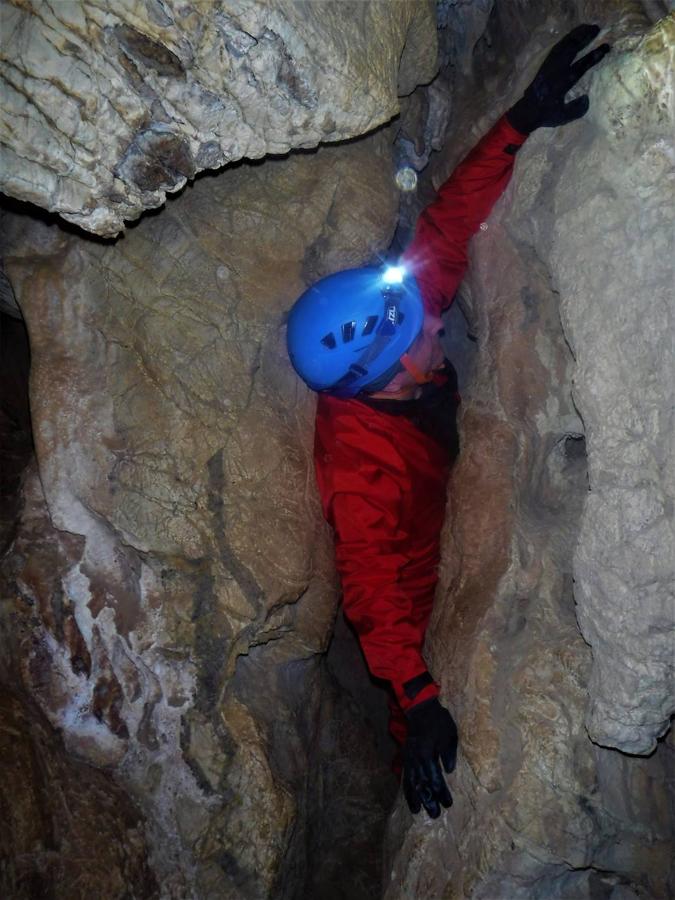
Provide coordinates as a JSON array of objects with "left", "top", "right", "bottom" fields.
[{"left": 286, "top": 265, "right": 424, "bottom": 397}]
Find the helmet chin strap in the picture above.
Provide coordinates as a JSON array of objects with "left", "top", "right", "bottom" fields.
[{"left": 400, "top": 353, "right": 435, "bottom": 385}]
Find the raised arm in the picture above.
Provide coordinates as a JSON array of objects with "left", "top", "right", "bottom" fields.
[
  {"left": 402, "top": 115, "right": 527, "bottom": 316},
  {"left": 403, "top": 23, "right": 610, "bottom": 317}
]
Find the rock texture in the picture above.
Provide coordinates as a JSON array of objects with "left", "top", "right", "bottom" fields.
[
  {"left": 384, "top": 7, "right": 674, "bottom": 899},
  {"left": 550, "top": 19, "right": 675, "bottom": 754},
  {"left": 0, "top": 0, "right": 436, "bottom": 236},
  {"left": 0, "top": 686, "right": 156, "bottom": 899},
  {"left": 0, "top": 119, "right": 404, "bottom": 897},
  {"left": 2, "top": 1, "right": 674, "bottom": 898}
]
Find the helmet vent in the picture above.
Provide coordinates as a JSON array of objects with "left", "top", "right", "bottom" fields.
[
  {"left": 341, "top": 321, "right": 356, "bottom": 343},
  {"left": 362, "top": 315, "right": 378, "bottom": 336},
  {"left": 321, "top": 332, "right": 337, "bottom": 350}
]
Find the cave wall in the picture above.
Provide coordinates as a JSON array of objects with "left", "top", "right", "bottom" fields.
[
  {"left": 0, "top": 8, "right": 433, "bottom": 888},
  {"left": 1, "top": 1, "right": 674, "bottom": 898},
  {"left": 546, "top": 25, "right": 675, "bottom": 754},
  {"left": 0, "top": 142, "right": 391, "bottom": 896},
  {"left": 0, "top": 0, "right": 437, "bottom": 236},
  {"left": 385, "top": 5, "right": 674, "bottom": 899}
]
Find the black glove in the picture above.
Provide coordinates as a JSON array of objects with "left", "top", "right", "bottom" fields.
[
  {"left": 507, "top": 24, "right": 611, "bottom": 134},
  {"left": 403, "top": 697, "right": 458, "bottom": 819}
]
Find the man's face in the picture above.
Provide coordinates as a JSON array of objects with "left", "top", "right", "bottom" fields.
[
  {"left": 402, "top": 312, "right": 446, "bottom": 381},
  {"left": 368, "top": 311, "right": 445, "bottom": 398}
]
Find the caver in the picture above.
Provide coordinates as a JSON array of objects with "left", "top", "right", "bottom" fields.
[{"left": 287, "top": 25, "right": 610, "bottom": 819}]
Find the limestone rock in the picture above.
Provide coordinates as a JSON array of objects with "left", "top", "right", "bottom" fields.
[
  {"left": 2, "top": 1, "right": 674, "bottom": 896},
  {"left": 545, "top": 16, "right": 675, "bottom": 754},
  {"left": 0, "top": 0, "right": 437, "bottom": 236},
  {"left": 384, "top": 9, "right": 674, "bottom": 899},
  {"left": 1, "top": 124, "right": 400, "bottom": 896}
]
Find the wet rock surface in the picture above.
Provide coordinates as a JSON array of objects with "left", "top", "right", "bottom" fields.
[{"left": 0, "top": 0, "right": 436, "bottom": 236}]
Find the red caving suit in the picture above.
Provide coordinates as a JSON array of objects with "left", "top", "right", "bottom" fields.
[{"left": 313, "top": 116, "right": 527, "bottom": 745}]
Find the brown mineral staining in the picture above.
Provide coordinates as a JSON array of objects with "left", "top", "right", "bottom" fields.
[
  {"left": 87, "top": 583, "right": 107, "bottom": 619},
  {"left": 92, "top": 673, "right": 129, "bottom": 740},
  {"left": 81, "top": 562, "right": 145, "bottom": 640},
  {"left": 136, "top": 701, "right": 160, "bottom": 750},
  {"left": 116, "top": 129, "right": 197, "bottom": 193},
  {"left": 18, "top": 534, "right": 85, "bottom": 638},
  {"left": 114, "top": 24, "right": 186, "bottom": 78}
]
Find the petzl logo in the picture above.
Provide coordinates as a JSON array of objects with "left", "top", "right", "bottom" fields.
[{"left": 385, "top": 303, "right": 398, "bottom": 325}]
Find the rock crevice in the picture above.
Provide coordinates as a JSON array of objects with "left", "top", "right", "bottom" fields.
[{"left": 1, "top": 3, "right": 673, "bottom": 899}]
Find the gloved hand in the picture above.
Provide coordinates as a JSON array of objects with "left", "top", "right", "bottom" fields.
[
  {"left": 507, "top": 24, "right": 611, "bottom": 134},
  {"left": 403, "top": 697, "right": 458, "bottom": 819}
]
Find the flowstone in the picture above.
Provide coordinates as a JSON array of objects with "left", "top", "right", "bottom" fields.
[
  {"left": 548, "top": 17, "right": 675, "bottom": 754},
  {"left": 384, "top": 9, "right": 674, "bottom": 900}
]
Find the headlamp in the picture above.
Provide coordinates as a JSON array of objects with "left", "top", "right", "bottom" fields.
[{"left": 382, "top": 265, "right": 405, "bottom": 286}]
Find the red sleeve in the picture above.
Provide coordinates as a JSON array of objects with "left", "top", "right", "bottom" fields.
[
  {"left": 322, "top": 476, "right": 440, "bottom": 712},
  {"left": 403, "top": 115, "right": 527, "bottom": 315}
]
